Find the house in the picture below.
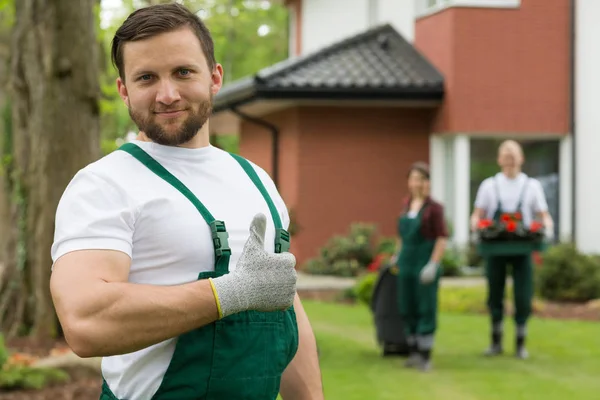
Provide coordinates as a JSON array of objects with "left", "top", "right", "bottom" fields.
[{"left": 210, "top": 0, "right": 600, "bottom": 265}]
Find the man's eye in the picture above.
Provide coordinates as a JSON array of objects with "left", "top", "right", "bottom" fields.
[
  {"left": 179, "top": 69, "right": 191, "bottom": 76},
  {"left": 139, "top": 74, "right": 152, "bottom": 81}
]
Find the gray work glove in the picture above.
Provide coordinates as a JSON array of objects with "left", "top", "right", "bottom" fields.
[
  {"left": 419, "top": 261, "right": 439, "bottom": 284},
  {"left": 210, "top": 213, "right": 297, "bottom": 319}
]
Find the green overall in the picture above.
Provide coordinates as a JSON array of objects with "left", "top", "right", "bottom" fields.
[
  {"left": 486, "top": 178, "right": 533, "bottom": 326},
  {"left": 100, "top": 143, "right": 299, "bottom": 400},
  {"left": 396, "top": 205, "right": 440, "bottom": 338}
]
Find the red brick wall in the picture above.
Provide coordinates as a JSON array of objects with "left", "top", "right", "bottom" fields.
[
  {"left": 415, "top": 0, "right": 571, "bottom": 135},
  {"left": 239, "top": 106, "right": 433, "bottom": 265},
  {"left": 294, "top": 106, "right": 432, "bottom": 264}
]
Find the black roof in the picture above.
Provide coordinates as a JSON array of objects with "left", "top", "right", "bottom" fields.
[{"left": 213, "top": 24, "right": 444, "bottom": 113}]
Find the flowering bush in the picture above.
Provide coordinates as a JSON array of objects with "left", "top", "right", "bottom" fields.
[
  {"left": 303, "top": 223, "right": 395, "bottom": 277},
  {"left": 478, "top": 212, "right": 545, "bottom": 242}
]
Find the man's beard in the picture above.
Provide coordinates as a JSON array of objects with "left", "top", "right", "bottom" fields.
[{"left": 129, "top": 98, "right": 213, "bottom": 146}]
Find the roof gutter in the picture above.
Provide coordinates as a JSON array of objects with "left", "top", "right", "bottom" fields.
[{"left": 230, "top": 106, "right": 281, "bottom": 188}]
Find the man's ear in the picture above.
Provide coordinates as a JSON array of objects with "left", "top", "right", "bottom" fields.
[
  {"left": 210, "top": 64, "right": 224, "bottom": 96},
  {"left": 117, "top": 77, "right": 129, "bottom": 107}
]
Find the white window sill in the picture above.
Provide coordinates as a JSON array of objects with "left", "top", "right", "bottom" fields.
[{"left": 416, "top": 0, "right": 521, "bottom": 19}]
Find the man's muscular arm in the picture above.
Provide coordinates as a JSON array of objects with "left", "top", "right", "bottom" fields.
[{"left": 50, "top": 249, "right": 219, "bottom": 358}]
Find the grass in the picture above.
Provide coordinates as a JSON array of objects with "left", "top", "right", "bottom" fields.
[{"left": 302, "top": 300, "right": 600, "bottom": 400}]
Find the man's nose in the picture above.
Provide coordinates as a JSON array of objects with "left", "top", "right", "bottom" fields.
[{"left": 155, "top": 79, "right": 181, "bottom": 105}]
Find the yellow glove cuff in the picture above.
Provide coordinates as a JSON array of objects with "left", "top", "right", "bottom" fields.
[{"left": 208, "top": 278, "right": 224, "bottom": 319}]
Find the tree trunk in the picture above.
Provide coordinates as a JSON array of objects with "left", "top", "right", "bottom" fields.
[
  {"left": 0, "top": 0, "right": 14, "bottom": 289},
  {"left": 0, "top": 0, "right": 100, "bottom": 340}
]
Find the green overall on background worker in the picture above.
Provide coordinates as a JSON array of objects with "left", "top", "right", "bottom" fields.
[
  {"left": 470, "top": 140, "right": 553, "bottom": 359},
  {"left": 49, "top": 4, "right": 324, "bottom": 399},
  {"left": 391, "top": 162, "right": 448, "bottom": 371}
]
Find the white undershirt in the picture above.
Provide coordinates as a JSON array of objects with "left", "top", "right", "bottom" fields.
[
  {"left": 474, "top": 172, "right": 548, "bottom": 226},
  {"left": 51, "top": 140, "right": 290, "bottom": 399}
]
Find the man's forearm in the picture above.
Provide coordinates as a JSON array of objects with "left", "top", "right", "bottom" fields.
[
  {"left": 280, "top": 295, "right": 324, "bottom": 400},
  {"left": 58, "top": 279, "right": 219, "bottom": 358}
]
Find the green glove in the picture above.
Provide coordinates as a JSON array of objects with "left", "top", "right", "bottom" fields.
[
  {"left": 209, "top": 213, "right": 297, "bottom": 319},
  {"left": 419, "top": 261, "right": 438, "bottom": 284}
]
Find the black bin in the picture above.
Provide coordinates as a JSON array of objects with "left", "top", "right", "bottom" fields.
[{"left": 370, "top": 263, "right": 409, "bottom": 357}]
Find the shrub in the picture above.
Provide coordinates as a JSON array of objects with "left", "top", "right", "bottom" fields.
[
  {"left": 440, "top": 248, "right": 462, "bottom": 277},
  {"left": 353, "top": 273, "right": 378, "bottom": 307},
  {"left": 303, "top": 223, "right": 380, "bottom": 277},
  {"left": 0, "top": 334, "right": 69, "bottom": 391},
  {"left": 376, "top": 236, "right": 396, "bottom": 255},
  {"left": 536, "top": 243, "right": 600, "bottom": 303},
  {"left": 465, "top": 242, "right": 484, "bottom": 268}
]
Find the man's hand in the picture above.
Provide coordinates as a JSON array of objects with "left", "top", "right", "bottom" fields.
[{"left": 210, "top": 213, "right": 297, "bottom": 318}]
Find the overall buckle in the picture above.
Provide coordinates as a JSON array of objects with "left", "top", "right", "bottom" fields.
[
  {"left": 210, "top": 220, "right": 232, "bottom": 257},
  {"left": 275, "top": 228, "right": 291, "bottom": 253}
]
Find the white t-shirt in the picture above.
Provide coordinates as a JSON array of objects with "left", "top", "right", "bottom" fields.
[
  {"left": 474, "top": 172, "right": 548, "bottom": 226},
  {"left": 51, "top": 140, "right": 290, "bottom": 400}
]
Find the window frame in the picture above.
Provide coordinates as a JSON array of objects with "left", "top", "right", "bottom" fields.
[{"left": 416, "top": 0, "right": 521, "bottom": 19}]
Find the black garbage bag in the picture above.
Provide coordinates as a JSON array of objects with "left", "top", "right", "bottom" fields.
[{"left": 370, "top": 263, "right": 409, "bottom": 356}]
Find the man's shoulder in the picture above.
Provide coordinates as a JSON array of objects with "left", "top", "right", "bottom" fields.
[
  {"left": 478, "top": 176, "right": 497, "bottom": 190},
  {"left": 74, "top": 150, "right": 135, "bottom": 181}
]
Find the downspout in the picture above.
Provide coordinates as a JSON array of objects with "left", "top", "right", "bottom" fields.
[
  {"left": 570, "top": 0, "right": 576, "bottom": 244},
  {"left": 230, "top": 106, "right": 281, "bottom": 188}
]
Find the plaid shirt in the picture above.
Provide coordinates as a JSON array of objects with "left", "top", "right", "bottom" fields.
[{"left": 401, "top": 196, "right": 448, "bottom": 240}]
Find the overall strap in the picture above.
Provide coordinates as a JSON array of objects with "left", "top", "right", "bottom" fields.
[
  {"left": 230, "top": 153, "right": 290, "bottom": 254},
  {"left": 118, "top": 143, "right": 231, "bottom": 275},
  {"left": 515, "top": 176, "right": 530, "bottom": 211},
  {"left": 494, "top": 176, "right": 503, "bottom": 212}
]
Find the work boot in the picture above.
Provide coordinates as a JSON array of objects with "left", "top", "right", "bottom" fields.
[
  {"left": 484, "top": 322, "right": 503, "bottom": 356},
  {"left": 404, "top": 352, "right": 422, "bottom": 368},
  {"left": 515, "top": 325, "right": 529, "bottom": 360},
  {"left": 417, "top": 349, "right": 432, "bottom": 372},
  {"left": 404, "top": 335, "right": 420, "bottom": 367}
]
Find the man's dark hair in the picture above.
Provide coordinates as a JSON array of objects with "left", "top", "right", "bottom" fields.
[
  {"left": 407, "top": 161, "right": 430, "bottom": 180},
  {"left": 111, "top": 3, "right": 216, "bottom": 80}
]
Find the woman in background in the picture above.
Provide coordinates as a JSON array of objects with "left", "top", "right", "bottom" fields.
[{"left": 392, "top": 162, "right": 448, "bottom": 371}]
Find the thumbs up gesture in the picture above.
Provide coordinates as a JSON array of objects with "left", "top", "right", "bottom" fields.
[{"left": 210, "top": 214, "right": 297, "bottom": 318}]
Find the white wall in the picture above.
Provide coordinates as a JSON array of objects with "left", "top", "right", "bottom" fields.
[
  {"left": 300, "top": 0, "right": 415, "bottom": 56},
  {"left": 301, "top": 0, "right": 368, "bottom": 55},
  {"left": 376, "top": 0, "right": 415, "bottom": 42},
  {"left": 575, "top": 0, "right": 600, "bottom": 253}
]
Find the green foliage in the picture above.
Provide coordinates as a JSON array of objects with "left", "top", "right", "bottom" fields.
[
  {"left": 303, "top": 223, "right": 380, "bottom": 277},
  {"left": 101, "top": 138, "right": 120, "bottom": 156},
  {"left": 465, "top": 242, "right": 484, "bottom": 268},
  {"left": 211, "top": 134, "right": 239, "bottom": 154},
  {"left": 0, "top": 0, "right": 15, "bottom": 28},
  {"left": 353, "top": 273, "right": 378, "bottom": 307},
  {"left": 375, "top": 236, "right": 396, "bottom": 255},
  {"left": 440, "top": 248, "right": 463, "bottom": 277},
  {"left": 0, "top": 365, "right": 69, "bottom": 391},
  {"left": 0, "top": 334, "right": 8, "bottom": 368},
  {"left": 537, "top": 243, "right": 600, "bottom": 303},
  {"left": 438, "top": 286, "right": 490, "bottom": 314},
  {"left": 0, "top": 334, "right": 69, "bottom": 390}
]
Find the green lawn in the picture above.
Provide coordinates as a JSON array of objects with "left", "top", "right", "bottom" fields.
[{"left": 303, "top": 300, "right": 600, "bottom": 400}]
